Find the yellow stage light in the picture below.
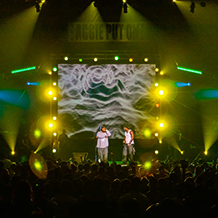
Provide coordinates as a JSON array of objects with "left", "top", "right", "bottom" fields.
[
  {"left": 154, "top": 132, "right": 159, "bottom": 137},
  {"left": 48, "top": 123, "right": 53, "bottom": 128},
  {"left": 53, "top": 132, "right": 57, "bottom": 136},
  {"left": 129, "top": 58, "right": 133, "bottom": 62},
  {"left": 159, "top": 90, "right": 164, "bottom": 96},
  {"left": 155, "top": 150, "right": 159, "bottom": 154},
  {"left": 155, "top": 83, "right": 159, "bottom": 87},
  {"left": 94, "top": 57, "right": 98, "bottom": 62},
  {"left": 53, "top": 82, "right": 57, "bottom": 86},
  {"left": 180, "top": 151, "right": 184, "bottom": 154},
  {"left": 155, "top": 68, "right": 159, "bottom": 72},
  {"left": 159, "top": 139, "right": 162, "bottom": 144},
  {"left": 48, "top": 90, "right": 53, "bottom": 96},
  {"left": 159, "top": 122, "right": 164, "bottom": 128},
  {"left": 53, "top": 97, "right": 57, "bottom": 101},
  {"left": 144, "top": 58, "right": 148, "bottom": 62},
  {"left": 204, "top": 151, "right": 208, "bottom": 155},
  {"left": 52, "top": 148, "right": 57, "bottom": 153},
  {"left": 64, "top": 56, "right": 69, "bottom": 61},
  {"left": 11, "top": 151, "right": 15, "bottom": 155},
  {"left": 53, "top": 116, "right": 57, "bottom": 120},
  {"left": 48, "top": 71, "right": 52, "bottom": 75},
  {"left": 160, "top": 71, "right": 164, "bottom": 75}
]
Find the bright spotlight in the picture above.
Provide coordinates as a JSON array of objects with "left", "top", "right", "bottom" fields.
[
  {"left": 114, "top": 56, "right": 119, "bottom": 61},
  {"left": 53, "top": 67, "right": 57, "bottom": 72},
  {"left": 52, "top": 148, "right": 57, "bottom": 153},
  {"left": 53, "top": 82, "right": 57, "bottom": 86},
  {"left": 154, "top": 132, "right": 159, "bottom": 137},
  {"left": 94, "top": 57, "right": 98, "bottom": 62},
  {"left": 159, "top": 123, "right": 164, "bottom": 128},
  {"left": 48, "top": 123, "right": 53, "bottom": 128},
  {"left": 11, "top": 151, "right": 15, "bottom": 155},
  {"left": 64, "top": 56, "right": 69, "bottom": 61},
  {"left": 48, "top": 71, "right": 52, "bottom": 75},
  {"left": 79, "top": 58, "right": 83, "bottom": 62},
  {"left": 53, "top": 97, "right": 57, "bottom": 101},
  {"left": 129, "top": 58, "right": 133, "bottom": 62},
  {"left": 160, "top": 71, "right": 164, "bottom": 76},
  {"left": 155, "top": 83, "right": 159, "bottom": 87},
  {"left": 53, "top": 116, "right": 57, "bottom": 120},
  {"left": 159, "top": 139, "right": 162, "bottom": 144},
  {"left": 48, "top": 91, "right": 53, "bottom": 96},
  {"left": 144, "top": 58, "right": 148, "bottom": 62},
  {"left": 156, "top": 103, "right": 160, "bottom": 108},
  {"left": 155, "top": 68, "right": 159, "bottom": 72},
  {"left": 53, "top": 132, "right": 57, "bottom": 136},
  {"left": 154, "top": 150, "right": 159, "bottom": 154},
  {"left": 159, "top": 90, "right": 164, "bottom": 96},
  {"left": 180, "top": 151, "right": 184, "bottom": 155},
  {"left": 204, "top": 151, "right": 208, "bottom": 155}
]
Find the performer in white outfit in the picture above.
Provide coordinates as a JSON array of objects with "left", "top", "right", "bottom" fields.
[
  {"left": 123, "top": 127, "right": 134, "bottom": 163},
  {"left": 96, "top": 126, "right": 111, "bottom": 162}
]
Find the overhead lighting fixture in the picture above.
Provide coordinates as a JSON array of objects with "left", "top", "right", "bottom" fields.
[{"left": 190, "top": 2, "right": 195, "bottom": 13}]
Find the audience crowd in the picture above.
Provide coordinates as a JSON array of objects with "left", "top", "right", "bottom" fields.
[{"left": 0, "top": 156, "right": 218, "bottom": 218}]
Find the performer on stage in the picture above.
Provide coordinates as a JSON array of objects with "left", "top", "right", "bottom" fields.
[
  {"left": 123, "top": 126, "right": 134, "bottom": 163},
  {"left": 58, "top": 129, "right": 69, "bottom": 150},
  {"left": 96, "top": 125, "right": 111, "bottom": 162}
]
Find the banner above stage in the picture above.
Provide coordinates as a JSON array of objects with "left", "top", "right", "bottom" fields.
[{"left": 68, "top": 22, "right": 154, "bottom": 42}]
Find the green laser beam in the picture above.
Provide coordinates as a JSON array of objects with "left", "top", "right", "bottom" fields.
[
  {"left": 177, "top": 66, "right": 202, "bottom": 75},
  {"left": 11, "top": 66, "right": 36, "bottom": 74}
]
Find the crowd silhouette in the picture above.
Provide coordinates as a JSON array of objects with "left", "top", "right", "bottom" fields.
[{"left": 0, "top": 156, "right": 218, "bottom": 218}]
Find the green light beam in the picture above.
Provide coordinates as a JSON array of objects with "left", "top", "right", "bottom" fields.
[
  {"left": 11, "top": 66, "right": 36, "bottom": 74},
  {"left": 177, "top": 66, "right": 202, "bottom": 75}
]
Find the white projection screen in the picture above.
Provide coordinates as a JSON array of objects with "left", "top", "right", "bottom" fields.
[{"left": 58, "top": 64, "right": 156, "bottom": 139}]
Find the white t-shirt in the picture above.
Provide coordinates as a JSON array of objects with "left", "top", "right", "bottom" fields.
[
  {"left": 125, "top": 130, "right": 134, "bottom": 145},
  {"left": 96, "top": 130, "right": 111, "bottom": 148}
]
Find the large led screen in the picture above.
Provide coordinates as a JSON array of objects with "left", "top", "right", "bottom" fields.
[{"left": 58, "top": 64, "right": 156, "bottom": 139}]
